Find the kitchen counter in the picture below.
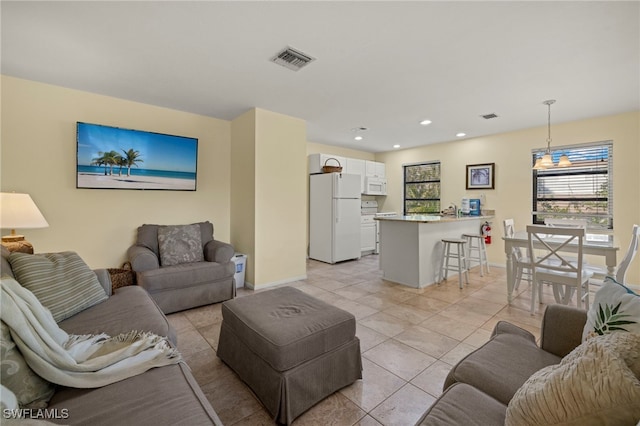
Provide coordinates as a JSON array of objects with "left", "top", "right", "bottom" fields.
[
  {"left": 375, "top": 214, "right": 494, "bottom": 223},
  {"left": 376, "top": 215, "right": 494, "bottom": 288}
]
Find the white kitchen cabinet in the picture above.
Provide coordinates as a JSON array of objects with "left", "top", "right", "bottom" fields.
[
  {"left": 361, "top": 217, "right": 377, "bottom": 254},
  {"left": 345, "top": 158, "right": 366, "bottom": 193},
  {"left": 308, "top": 153, "right": 347, "bottom": 174},
  {"left": 365, "top": 161, "right": 386, "bottom": 178}
]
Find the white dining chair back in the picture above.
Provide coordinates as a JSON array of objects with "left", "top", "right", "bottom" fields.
[
  {"left": 503, "top": 219, "right": 532, "bottom": 290},
  {"left": 616, "top": 224, "right": 640, "bottom": 284},
  {"left": 544, "top": 218, "right": 588, "bottom": 229},
  {"left": 526, "top": 225, "right": 594, "bottom": 314}
]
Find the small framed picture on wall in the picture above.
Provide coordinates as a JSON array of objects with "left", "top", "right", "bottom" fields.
[{"left": 466, "top": 163, "right": 495, "bottom": 189}]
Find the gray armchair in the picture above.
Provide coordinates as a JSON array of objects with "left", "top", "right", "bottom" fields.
[{"left": 127, "top": 221, "right": 235, "bottom": 314}]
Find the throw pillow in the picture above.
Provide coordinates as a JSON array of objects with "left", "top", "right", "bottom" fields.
[
  {"left": 505, "top": 332, "right": 640, "bottom": 426},
  {"left": 582, "top": 277, "right": 640, "bottom": 341},
  {"left": 8, "top": 252, "right": 108, "bottom": 323},
  {"left": 157, "top": 224, "right": 204, "bottom": 266},
  {"left": 0, "top": 321, "right": 55, "bottom": 408}
]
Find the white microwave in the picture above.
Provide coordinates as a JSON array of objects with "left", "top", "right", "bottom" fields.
[{"left": 364, "top": 177, "right": 387, "bottom": 195}]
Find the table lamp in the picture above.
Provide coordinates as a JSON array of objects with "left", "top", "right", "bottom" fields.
[{"left": 0, "top": 192, "right": 49, "bottom": 254}]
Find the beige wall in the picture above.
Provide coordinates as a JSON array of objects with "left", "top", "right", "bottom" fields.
[
  {"left": 307, "top": 142, "right": 376, "bottom": 162},
  {"left": 1, "top": 76, "right": 232, "bottom": 269},
  {"left": 254, "top": 109, "right": 307, "bottom": 287},
  {"left": 230, "top": 109, "right": 257, "bottom": 284},
  {"left": 231, "top": 108, "right": 307, "bottom": 288},
  {"left": 376, "top": 111, "right": 640, "bottom": 283}
]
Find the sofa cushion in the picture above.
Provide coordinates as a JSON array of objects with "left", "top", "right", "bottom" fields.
[
  {"left": 582, "top": 277, "right": 640, "bottom": 341},
  {"left": 58, "top": 286, "right": 177, "bottom": 346},
  {"left": 47, "top": 363, "right": 222, "bottom": 425},
  {"left": 137, "top": 224, "right": 161, "bottom": 257},
  {"left": 0, "top": 321, "right": 55, "bottom": 408},
  {"left": 444, "top": 323, "right": 562, "bottom": 405},
  {"left": 137, "top": 261, "right": 234, "bottom": 294},
  {"left": 506, "top": 332, "right": 640, "bottom": 426},
  {"left": 158, "top": 224, "right": 204, "bottom": 266},
  {"left": 417, "top": 383, "right": 506, "bottom": 426},
  {"left": 8, "top": 252, "right": 108, "bottom": 323}
]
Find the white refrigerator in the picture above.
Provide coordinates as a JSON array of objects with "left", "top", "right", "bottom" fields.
[{"left": 309, "top": 173, "right": 362, "bottom": 264}]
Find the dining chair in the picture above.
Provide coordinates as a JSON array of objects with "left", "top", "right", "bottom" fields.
[
  {"left": 544, "top": 218, "right": 586, "bottom": 268},
  {"left": 526, "top": 225, "right": 594, "bottom": 315},
  {"left": 615, "top": 224, "right": 640, "bottom": 284},
  {"left": 582, "top": 224, "right": 639, "bottom": 286},
  {"left": 503, "top": 219, "right": 532, "bottom": 290},
  {"left": 544, "top": 218, "right": 588, "bottom": 228}
]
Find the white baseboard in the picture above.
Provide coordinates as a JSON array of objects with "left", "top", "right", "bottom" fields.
[{"left": 242, "top": 274, "right": 308, "bottom": 291}]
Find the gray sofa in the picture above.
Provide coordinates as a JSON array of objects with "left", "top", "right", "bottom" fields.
[
  {"left": 127, "top": 221, "right": 235, "bottom": 314},
  {"left": 417, "top": 304, "right": 587, "bottom": 425},
  {"left": 1, "top": 248, "right": 222, "bottom": 425}
]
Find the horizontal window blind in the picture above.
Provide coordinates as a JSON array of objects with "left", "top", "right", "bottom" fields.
[
  {"left": 404, "top": 162, "right": 441, "bottom": 215},
  {"left": 532, "top": 141, "right": 613, "bottom": 229}
]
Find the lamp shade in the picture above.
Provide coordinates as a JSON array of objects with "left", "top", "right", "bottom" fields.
[
  {"left": 0, "top": 193, "right": 49, "bottom": 230},
  {"left": 557, "top": 154, "right": 572, "bottom": 167},
  {"left": 532, "top": 158, "right": 545, "bottom": 170},
  {"left": 540, "top": 153, "right": 554, "bottom": 168}
]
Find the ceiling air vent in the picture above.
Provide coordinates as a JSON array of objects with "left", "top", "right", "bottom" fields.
[
  {"left": 481, "top": 113, "right": 499, "bottom": 120},
  {"left": 271, "top": 47, "right": 316, "bottom": 71}
]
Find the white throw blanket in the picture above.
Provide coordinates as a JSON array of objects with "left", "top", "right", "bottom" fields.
[{"left": 0, "top": 277, "right": 181, "bottom": 388}]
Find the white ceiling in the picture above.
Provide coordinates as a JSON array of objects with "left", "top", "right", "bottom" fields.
[{"left": 2, "top": 1, "right": 639, "bottom": 153}]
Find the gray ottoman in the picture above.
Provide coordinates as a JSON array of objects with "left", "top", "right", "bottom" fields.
[{"left": 217, "top": 286, "right": 362, "bottom": 425}]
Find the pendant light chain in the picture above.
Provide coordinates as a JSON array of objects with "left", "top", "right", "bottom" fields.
[
  {"left": 544, "top": 99, "right": 555, "bottom": 153},
  {"left": 547, "top": 100, "right": 552, "bottom": 148}
]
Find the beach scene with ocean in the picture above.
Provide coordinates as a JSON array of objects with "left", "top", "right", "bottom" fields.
[{"left": 76, "top": 123, "right": 198, "bottom": 191}]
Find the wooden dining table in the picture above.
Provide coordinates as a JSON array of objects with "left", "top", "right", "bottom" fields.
[{"left": 502, "top": 231, "right": 620, "bottom": 303}]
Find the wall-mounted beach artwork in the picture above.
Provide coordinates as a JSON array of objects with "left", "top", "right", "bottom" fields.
[{"left": 76, "top": 122, "right": 198, "bottom": 191}]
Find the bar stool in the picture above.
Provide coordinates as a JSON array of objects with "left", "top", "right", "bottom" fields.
[
  {"left": 440, "top": 238, "right": 469, "bottom": 289},
  {"left": 463, "top": 233, "right": 490, "bottom": 277}
]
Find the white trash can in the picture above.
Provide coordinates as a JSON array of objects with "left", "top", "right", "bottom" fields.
[{"left": 232, "top": 253, "right": 247, "bottom": 288}]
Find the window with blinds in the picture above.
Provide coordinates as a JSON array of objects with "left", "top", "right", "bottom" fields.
[
  {"left": 404, "top": 162, "right": 441, "bottom": 215},
  {"left": 532, "top": 141, "right": 613, "bottom": 229}
]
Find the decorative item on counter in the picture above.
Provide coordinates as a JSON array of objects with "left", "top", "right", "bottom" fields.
[
  {"left": 461, "top": 198, "right": 470, "bottom": 215},
  {"left": 469, "top": 199, "right": 481, "bottom": 216}
]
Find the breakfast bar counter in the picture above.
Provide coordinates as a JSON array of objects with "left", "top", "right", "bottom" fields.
[{"left": 376, "top": 215, "right": 493, "bottom": 288}]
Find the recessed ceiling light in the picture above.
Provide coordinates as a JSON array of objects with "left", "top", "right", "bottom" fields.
[
  {"left": 354, "top": 136, "right": 363, "bottom": 141},
  {"left": 420, "top": 120, "right": 432, "bottom": 126},
  {"left": 393, "top": 144, "right": 400, "bottom": 149},
  {"left": 456, "top": 132, "right": 466, "bottom": 137}
]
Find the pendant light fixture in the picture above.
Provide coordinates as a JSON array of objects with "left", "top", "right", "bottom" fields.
[{"left": 533, "top": 99, "right": 572, "bottom": 170}]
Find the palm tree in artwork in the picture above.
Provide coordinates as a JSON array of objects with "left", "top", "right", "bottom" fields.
[
  {"left": 91, "top": 153, "right": 109, "bottom": 175},
  {"left": 102, "top": 151, "right": 120, "bottom": 176},
  {"left": 122, "top": 148, "right": 144, "bottom": 176},
  {"left": 116, "top": 155, "right": 127, "bottom": 176}
]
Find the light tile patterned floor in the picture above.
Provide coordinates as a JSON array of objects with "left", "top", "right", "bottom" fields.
[{"left": 167, "top": 256, "right": 555, "bottom": 425}]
